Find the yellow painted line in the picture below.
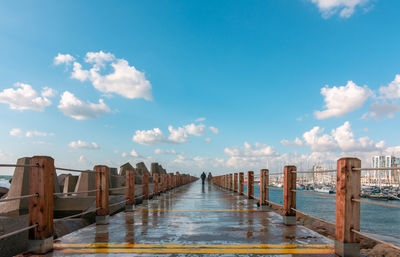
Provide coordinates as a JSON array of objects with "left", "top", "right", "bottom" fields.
[
  {"left": 54, "top": 243, "right": 334, "bottom": 249},
  {"left": 135, "top": 209, "right": 259, "bottom": 212},
  {"left": 55, "top": 248, "right": 334, "bottom": 254}
]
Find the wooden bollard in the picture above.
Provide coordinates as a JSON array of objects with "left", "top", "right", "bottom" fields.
[
  {"left": 126, "top": 169, "right": 135, "bottom": 211},
  {"left": 233, "top": 173, "right": 238, "bottom": 192},
  {"left": 260, "top": 169, "right": 270, "bottom": 211},
  {"left": 153, "top": 173, "right": 159, "bottom": 198},
  {"left": 142, "top": 171, "right": 149, "bottom": 201},
  {"left": 95, "top": 165, "right": 110, "bottom": 224},
  {"left": 247, "top": 171, "right": 254, "bottom": 199},
  {"left": 239, "top": 172, "right": 244, "bottom": 195},
  {"left": 283, "top": 165, "right": 296, "bottom": 225},
  {"left": 229, "top": 174, "right": 233, "bottom": 191},
  {"left": 28, "top": 156, "right": 54, "bottom": 254},
  {"left": 160, "top": 174, "right": 165, "bottom": 193},
  {"left": 335, "top": 158, "right": 361, "bottom": 257}
]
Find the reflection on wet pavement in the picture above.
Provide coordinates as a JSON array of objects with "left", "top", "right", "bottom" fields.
[{"left": 50, "top": 181, "right": 334, "bottom": 256}]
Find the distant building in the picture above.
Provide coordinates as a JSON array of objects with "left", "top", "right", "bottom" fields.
[{"left": 371, "top": 155, "right": 400, "bottom": 184}]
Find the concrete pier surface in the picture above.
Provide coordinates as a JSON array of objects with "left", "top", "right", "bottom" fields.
[{"left": 45, "top": 181, "right": 334, "bottom": 256}]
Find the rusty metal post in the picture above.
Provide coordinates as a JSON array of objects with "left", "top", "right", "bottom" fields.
[
  {"left": 335, "top": 158, "right": 361, "bottom": 257},
  {"left": 126, "top": 169, "right": 135, "bottom": 211},
  {"left": 247, "top": 171, "right": 254, "bottom": 199},
  {"left": 233, "top": 173, "right": 238, "bottom": 192},
  {"left": 28, "top": 156, "right": 54, "bottom": 254},
  {"left": 95, "top": 165, "right": 110, "bottom": 225},
  {"left": 260, "top": 169, "right": 270, "bottom": 211},
  {"left": 142, "top": 171, "right": 149, "bottom": 203},
  {"left": 283, "top": 165, "right": 296, "bottom": 225},
  {"left": 239, "top": 172, "right": 244, "bottom": 195}
]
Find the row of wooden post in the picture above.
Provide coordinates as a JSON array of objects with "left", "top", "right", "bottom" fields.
[
  {"left": 210, "top": 157, "right": 361, "bottom": 257},
  {"left": 27, "top": 156, "right": 197, "bottom": 254}
]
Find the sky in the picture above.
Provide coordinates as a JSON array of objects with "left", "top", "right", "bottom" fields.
[{"left": 1, "top": 0, "right": 400, "bottom": 176}]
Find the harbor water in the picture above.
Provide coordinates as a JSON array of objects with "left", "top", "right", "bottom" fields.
[{"left": 245, "top": 184, "right": 400, "bottom": 245}]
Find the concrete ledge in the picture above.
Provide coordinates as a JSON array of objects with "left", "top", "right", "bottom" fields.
[
  {"left": 283, "top": 215, "right": 296, "bottom": 225},
  {"left": 261, "top": 205, "right": 271, "bottom": 211},
  {"left": 335, "top": 240, "right": 360, "bottom": 257},
  {"left": 96, "top": 215, "right": 109, "bottom": 225},
  {"left": 28, "top": 237, "right": 53, "bottom": 254}
]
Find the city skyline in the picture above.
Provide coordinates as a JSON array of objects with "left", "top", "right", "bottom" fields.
[{"left": 2, "top": 1, "right": 400, "bottom": 176}]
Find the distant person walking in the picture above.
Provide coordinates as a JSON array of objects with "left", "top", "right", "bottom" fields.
[
  {"left": 201, "top": 172, "right": 206, "bottom": 185},
  {"left": 207, "top": 172, "right": 212, "bottom": 182}
]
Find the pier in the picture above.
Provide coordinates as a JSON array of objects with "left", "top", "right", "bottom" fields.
[{"left": 0, "top": 156, "right": 399, "bottom": 256}]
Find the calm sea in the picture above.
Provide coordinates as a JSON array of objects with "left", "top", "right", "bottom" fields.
[{"left": 246, "top": 184, "right": 400, "bottom": 245}]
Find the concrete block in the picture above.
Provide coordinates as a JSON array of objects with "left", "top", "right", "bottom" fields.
[
  {"left": 96, "top": 215, "right": 109, "bottom": 225},
  {"left": 119, "top": 162, "right": 134, "bottom": 176},
  {"left": 283, "top": 215, "right": 296, "bottom": 225},
  {"left": 28, "top": 237, "right": 53, "bottom": 254},
  {"left": 62, "top": 175, "right": 78, "bottom": 194},
  {"left": 74, "top": 172, "right": 96, "bottom": 196},
  {"left": 334, "top": 241, "right": 360, "bottom": 257},
  {"left": 0, "top": 157, "right": 30, "bottom": 214},
  {"left": 261, "top": 205, "right": 271, "bottom": 211}
]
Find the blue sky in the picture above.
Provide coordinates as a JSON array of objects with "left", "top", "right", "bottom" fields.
[{"left": 1, "top": 0, "right": 400, "bottom": 176}]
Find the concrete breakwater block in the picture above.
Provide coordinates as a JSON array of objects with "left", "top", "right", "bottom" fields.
[
  {"left": 63, "top": 175, "right": 78, "bottom": 194},
  {"left": 74, "top": 172, "right": 96, "bottom": 196}
]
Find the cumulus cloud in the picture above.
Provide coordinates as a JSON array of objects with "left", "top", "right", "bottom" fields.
[
  {"left": 68, "top": 140, "right": 99, "bottom": 149},
  {"left": 363, "top": 102, "right": 400, "bottom": 119},
  {"left": 130, "top": 149, "right": 139, "bottom": 157},
  {"left": 281, "top": 137, "right": 303, "bottom": 146},
  {"left": 0, "top": 83, "right": 56, "bottom": 111},
  {"left": 184, "top": 123, "right": 206, "bottom": 136},
  {"left": 58, "top": 91, "right": 111, "bottom": 120},
  {"left": 195, "top": 117, "right": 206, "bottom": 122},
  {"left": 209, "top": 126, "right": 219, "bottom": 135},
  {"left": 379, "top": 74, "right": 400, "bottom": 99},
  {"left": 303, "top": 126, "right": 337, "bottom": 152},
  {"left": 224, "top": 142, "right": 279, "bottom": 168},
  {"left": 9, "top": 128, "right": 22, "bottom": 137},
  {"left": 315, "top": 81, "right": 371, "bottom": 119},
  {"left": 132, "top": 128, "right": 166, "bottom": 145},
  {"left": 168, "top": 126, "right": 189, "bottom": 143},
  {"left": 310, "top": 0, "right": 371, "bottom": 18},
  {"left": 57, "top": 51, "right": 152, "bottom": 100},
  {"left": 54, "top": 53, "right": 75, "bottom": 65}
]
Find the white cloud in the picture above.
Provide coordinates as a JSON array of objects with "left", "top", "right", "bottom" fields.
[
  {"left": 154, "top": 149, "right": 178, "bottom": 155},
  {"left": 315, "top": 81, "right": 371, "bottom": 119},
  {"left": 54, "top": 53, "right": 75, "bottom": 65},
  {"left": 132, "top": 128, "right": 166, "bottom": 145},
  {"left": 379, "top": 74, "right": 400, "bottom": 99},
  {"left": 209, "top": 126, "right": 219, "bottom": 135},
  {"left": 121, "top": 152, "right": 128, "bottom": 157},
  {"left": 68, "top": 140, "right": 99, "bottom": 149},
  {"left": 130, "top": 149, "right": 139, "bottom": 157},
  {"left": 58, "top": 91, "right": 111, "bottom": 120},
  {"left": 9, "top": 128, "right": 22, "bottom": 137},
  {"left": 0, "top": 83, "right": 56, "bottom": 111},
  {"left": 224, "top": 142, "right": 277, "bottom": 157},
  {"left": 310, "top": 0, "right": 371, "bottom": 18},
  {"left": 184, "top": 123, "right": 206, "bottom": 136},
  {"left": 302, "top": 126, "right": 337, "bottom": 152},
  {"left": 281, "top": 137, "right": 303, "bottom": 146},
  {"left": 25, "top": 130, "right": 55, "bottom": 137},
  {"left": 205, "top": 138, "right": 211, "bottom": 143},
  {"left": 364, "top": 102, "right": 400, "bottom": 119},
  {"left": 168, "top": 126, "right": 189, "bottom": 143},
  {"left": 195, "top": 117, "right": 206, "bottom": 122},
  {"left": 58, "top": 51, "right": 152, "bottom": 100}
]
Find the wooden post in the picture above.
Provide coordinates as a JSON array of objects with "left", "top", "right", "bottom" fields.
[
  {"left": 260, "top": 169, "right": 270, "bottom": 211},
  {"left": 229, "top": 174, "right": 233, "bottom": 191},
  {"left": 160, "top": 174, "right": 165, "bottom": 193},
  {"left": 95, "top": 165, "right": 110, "bottom": 224},
  {"left": 28, "top": 156, "right": 54, "bottom": 254},
  {"left": 126, "top": 169, "right": 135, "bottom": 211},
  {"left": 142, "top": 172, "right": 149, "bottom": 201},
  {"left": 239, "top": 172, "right": 244, "bottom": 195},
  {"left": 283, "top": 165, "right": 296, "bottom": 225},
  {"left": 233, "top": 173, "right": 238, "bottom": 192},
  {"left": 153, "top": 173, "right": 159, "bottom": 198},
  {"left": 247, "top": 171, "right": 254, "bottom": 199},
  {"left": 335, "top": 158, "right": 361, "bottom": 257}
]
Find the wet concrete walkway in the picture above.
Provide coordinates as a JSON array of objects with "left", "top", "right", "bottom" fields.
[{"left": 49, "top": 181, "right": 334, "bottom": 256}]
